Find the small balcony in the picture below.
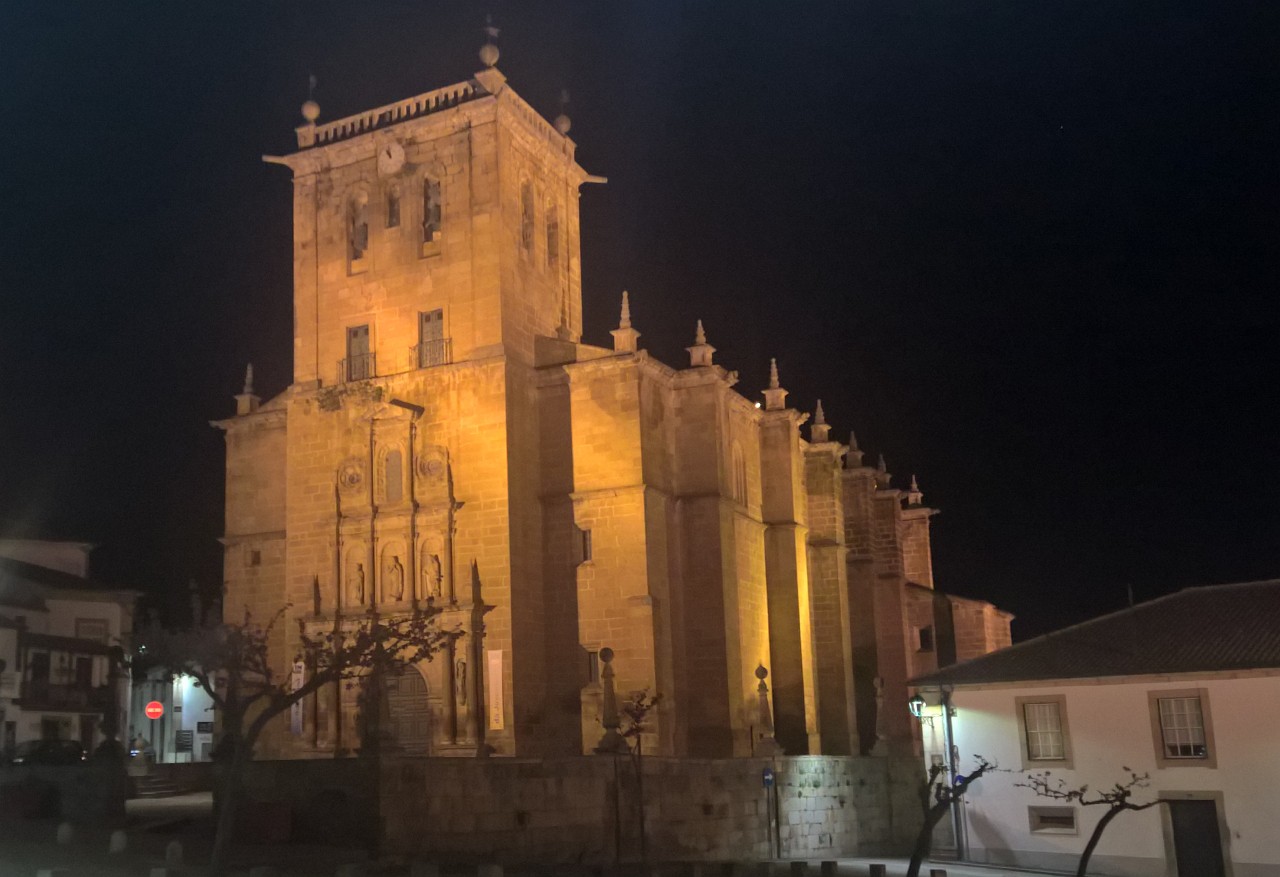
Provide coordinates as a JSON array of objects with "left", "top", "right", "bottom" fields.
[
  {"left": 19, "top": 681, "right": 115, "bottom": 713},
  {"left": 412, "top": 338, "right": 452, "bottom": 369},
  {"left": 339, "top": 351, "right": 377, "bottom": 383}
]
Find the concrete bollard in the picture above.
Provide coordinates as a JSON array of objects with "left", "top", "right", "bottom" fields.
[
  {"left": 868, "top": 867, "right": 887, "bottom": 877},
  {"left": 820, "top": 862, "right": 837, "bottom": 877},
  {"left": 108, "top": 828, "right": 127, "bottom": 854},
  {"left": 929, "top": 871, "right": 948, "bottom": 877},
  {"left": 165, "top": 839, "right": 184, "bottom": 867},
  {"left": 55, "top": 821, "right": 73, "bottom": 845},
  {"left": 789, "top": 863, "right": 808, "bottom": 877},
  {"left": 249, "top": 868, "right": 281, "bottom": 877},
  {"left": 150, "top": 869, "right": 177, "bottom": 877},
  {"left": 35, "top": 869, "right": 70, "bottom": 877},
  {"left": 410, "top": 863, "right": 440, "bottom": 877},
  {"left": 477, "top": 865, "right": 503, "bottom": 877}
]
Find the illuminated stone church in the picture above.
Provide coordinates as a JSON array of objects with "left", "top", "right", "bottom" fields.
[{"left": 216, "top": 39, "right": 1011, "bottom": 760}]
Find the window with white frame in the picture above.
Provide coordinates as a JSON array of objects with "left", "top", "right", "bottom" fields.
[
  {"left": 1015, "top": 694, "right": 1072, "bottom": 768},
  {"left": 1148, "top": 688, "right": 1216, "bottom": 768},
  {"left": 1158, "top": 696, "right": 1206, "bottom": 758}
]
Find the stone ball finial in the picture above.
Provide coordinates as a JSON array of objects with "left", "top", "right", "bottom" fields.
[
  {"left": 554, "top": 113, "right": 572, "bottom": 135},
  {"left": 755, "top": 664, "right": 768, "bottom": 681},
  {"left": 301, "top": 99, "right": 320, "bottom": 123},
  {"left": 599, "top": 646, "right": 614, "bottom": 664}
]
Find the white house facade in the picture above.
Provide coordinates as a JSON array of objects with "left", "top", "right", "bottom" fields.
[
  {"left": 911, "top": 580, "right": 1280, "bottom": 877},
  {"left": 0, "top": 540, "right": 139, "bottom": 755}
]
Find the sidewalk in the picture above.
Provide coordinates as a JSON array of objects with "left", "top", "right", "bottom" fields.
[{"left": 837, "top": 859, "right": 1069, "bottom": 877}]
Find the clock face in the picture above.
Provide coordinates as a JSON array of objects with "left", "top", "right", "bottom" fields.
[{"left": 377, "top": 141, "right": 405, "bottom": 176}]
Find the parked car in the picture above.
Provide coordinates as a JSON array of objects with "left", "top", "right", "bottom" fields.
[{"left": 8, "top": 739, "right": 86, "bottom": 765}]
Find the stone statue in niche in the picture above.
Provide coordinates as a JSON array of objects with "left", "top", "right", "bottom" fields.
[
  {"left": 427, "top": 554, "right": 443, "bottom": 598},
  {"left": 351, "top": 563, "right": 366, "bottom": 605},
  {"left": 455, "top": 659, "right": 467, "bottom": 706},
  {"left": 387, "top": 556, "right": 405, "bottom": 601}
]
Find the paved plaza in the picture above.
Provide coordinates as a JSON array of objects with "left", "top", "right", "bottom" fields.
[{"left": 0, "top": 793, "right": 1074, "bottom": 877}]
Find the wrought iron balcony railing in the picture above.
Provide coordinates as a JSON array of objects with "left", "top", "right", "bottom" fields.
[
  {"left": 339, "top": 351, "right": 376, "bottom": 383},
  {"left": 412, "top": 338, "right": 452, "bottom": 369},
  {"left": 19, "top": 681, "right": 114, "bottom": 713}
]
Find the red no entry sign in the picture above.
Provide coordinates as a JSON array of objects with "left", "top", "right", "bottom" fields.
[{"left": 144, "top": 701, "right": 164, "bottom": 720}]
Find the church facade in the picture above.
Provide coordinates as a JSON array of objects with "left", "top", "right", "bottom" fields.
[{"left": 216, "top": 46, "right": 1011, "bottom": 760}]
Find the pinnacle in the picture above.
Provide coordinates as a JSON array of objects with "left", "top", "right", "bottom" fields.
[
  {"left": 243, "top": 363, "right": 255, "bottom": 396},
  {"left": 619, "top": 290, "right": 632, "bottom": 329},
  {"left": 814, "top": 399, "right": 826, "bottom": 425},
  {"left": 768, "top": 357, "right": 780, "bottom": 390},
  {"left": 695, "top": 319, "right": 706, "bottom": 346}
]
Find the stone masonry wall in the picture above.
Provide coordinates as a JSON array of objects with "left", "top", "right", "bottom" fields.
[
  {"left": 237, "top": 754, "right": 922, "bottom": 863},
  {"left": 378, "top": 755, "right": 918, "bottom": 863}
]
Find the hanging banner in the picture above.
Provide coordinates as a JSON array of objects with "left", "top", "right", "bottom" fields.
[
  {"left": 290, "top": 661, "right": 305, "bottom": 735},
  {"left": 486, "top": 649, "right": 504, "bottom": 731}
]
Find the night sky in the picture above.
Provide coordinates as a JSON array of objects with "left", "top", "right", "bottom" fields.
[{"left": 0, "top": 2, "right": 1276, "bottom": 637}]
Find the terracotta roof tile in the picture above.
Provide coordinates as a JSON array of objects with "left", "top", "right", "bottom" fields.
[{"left": 911, "top": 579, "right": 1280, "bottom": 686}]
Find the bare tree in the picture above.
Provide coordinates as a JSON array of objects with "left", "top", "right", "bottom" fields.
[
  {"left": 907, "top": 756, "right": 994, "bottom": 877},
  {"left": 137, "top": 605, "right": 452, "bottom": 875},
  {"left": 618, "top": 688, "right": 661, "bottom": 863},
  {"left": 1017, "top": 769, "right": 1160, "bottom": 877}
]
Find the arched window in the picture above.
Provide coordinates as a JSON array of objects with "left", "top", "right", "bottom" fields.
[
  {"left": 545, "top": 201, "right": 559, "bottom": 268},
  {"left": 422, "top": 177, "right": 441, "bottom": 245},
  {"left": 520, "top": 181, "right": 534, "bottom": 253},
  {"left": 349, "top": 193, "right": 369, "bottom": 264}
]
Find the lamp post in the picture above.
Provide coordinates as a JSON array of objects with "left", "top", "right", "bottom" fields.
[{"left": 909, "top": 688, "right": 966, "bottom": 861}]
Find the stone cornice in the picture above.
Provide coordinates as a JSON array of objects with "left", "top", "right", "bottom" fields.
[{"left": 218, "top": 530, "right": 286, "bottom": 546}]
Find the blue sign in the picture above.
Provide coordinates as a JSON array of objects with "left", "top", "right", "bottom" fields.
[{"left": 762, "top": 767, "right": 775, "bottom": 788}]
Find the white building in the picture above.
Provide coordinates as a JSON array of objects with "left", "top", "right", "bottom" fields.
[
  {"left": 0, "top": 540, "right": 139, "bottom": 754},
  {"left": 911, "top": 579, "right": 1280, "bottom": 877},
  {"left": 129, "top": 667, "right": 217, "bottom": 763}
]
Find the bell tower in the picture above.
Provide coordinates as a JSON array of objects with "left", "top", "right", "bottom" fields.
[{"left": 267, "top": 35, "right": 595, "bottom": 388}]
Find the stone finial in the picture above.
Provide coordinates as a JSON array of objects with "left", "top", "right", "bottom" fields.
[
  {"left": 810, "top": 399, "right": 831, "bottom": 443},
  {"left": 687, "top": 319, "right": 716, "bottom": 367},
  {"left": 754, "top": 664, "right": 783, "bottom": 756},
  {"left": 554, "top": 89, "right": 572, "bottom": 136},
  {"left": 479, "top": 15, "right": 500, "bottom": 67},
  {"left": 235, "top": 362, "right": 260, "bottom": 416},
  {"left": 906, "top": 474, "right": 924, "bottom": 507},
  {"left": 846, "top": 430, "right": 865, "bottom": 468},
  {"left": 875, "top": 454, "right": 892, "bottom": 489},
  {"left": 593, "top": 647, "right": 629, "bottom": 754},
  {"left": 870, "top": 676, "right": 888, "bottom": 756},
  {"left": 610, "top": 290, "right": 641, "bottom": 353},
  {"left": 762, "top": 358, "right": 788, "bottom": 410}
]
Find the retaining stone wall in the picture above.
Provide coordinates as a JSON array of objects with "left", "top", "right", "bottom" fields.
[{"left": 240, "top": 754, "right": 921, "bottom": 863}]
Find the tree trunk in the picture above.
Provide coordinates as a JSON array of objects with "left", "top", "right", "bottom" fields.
[
  {"left": 209, "top": 736, "right": 250, "bottom": 875},
  {"left": 1077, "top": 806, "right": 1123, "bottom": 876},
  {"left": 907, "top": 802, "right": 951, "bottom": 877}
]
